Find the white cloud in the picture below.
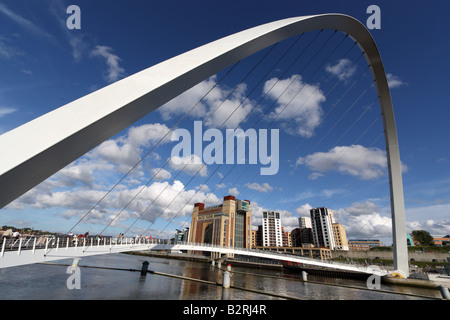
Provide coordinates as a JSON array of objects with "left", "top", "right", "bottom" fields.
[
  {"left": 6, "top": 122, "right": 173, "bottom": 204},
  {"left": 345, "top": 212, "right": 392, "bottom": 239},
  {"left": 204, "top": 83, "right": 254, "bottom": 129},
  {"left": 91, "top": 139, "right": 140, "bottom": 172},
  {"left": 386, "top": 73, "right": 406, "bottom": 89},
  {"left": 333, "top": 201, "right": 450, "bottom": 242},
  {"left": 335, "top": 201, "right": 392, "bottom": 239},
  {"left": 196, "top": 184, "right": 210, "bottom": 192},
  {"left": 158, "top": 76, "right": 219, "bottom": 121},
  {"left": 406, "top": 219, "right": 450, "bottom": 236},
  {"left": 90, "top": 123, "right": 171, "bottom": 173},
  {"left": 228, "top": 187, "right": 240, "bottom": 196},
  {"left": 150, "top": 168, "right": 171, "bottom": 181},
  {"left": 125, "top": 123, "right": 172, "bottom": 148},
  {"left": 169, "top": 155, "right": 208, "bottom": 177},
  {"left": 53, "top": 159, "right": 114, "bottom": 188},
  {"left": 308, "top": 172, "right": 324, "bottom": 180},
  {"left": 297, "top": 144, "right": 408, "bottom": 180},
  {"left": 0, "top": 36, "right": 23, "bottom": 60},
  {"left": 90, "top": 45, "right": 125, "bottom": 83},
  {"left": 158, "top": 77, "right": 254, "bottom": 130},
  {"left": 245, "top": 182, "right": 273, "bottom": 193},
  {"left": 321, "top": 189, "right": 345, "bottom": 198},
  {"left": 296, "top": 203, "right": 312, "bottom": 217},
  {"left": 0, "top": 107, "right": 17, "bottom": 118},
  {"left": 10, "top": 178, "right": 220, "bottom": 230},
  {"left": 406, "top": 203, "right": 450, "bottom": 223},
  {"left": 325, "top": 58, "right": 357, "bottom": 82},
  {"left": 69, "top": 35, "right": 89, "bottom": 62},
  {"left": 263, "top": 74, "right": 325, "bottom": 137}
]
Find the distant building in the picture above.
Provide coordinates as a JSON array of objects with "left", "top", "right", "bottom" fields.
[
  {"left": 253, "top": 245, "right": 332, "bottom": 260},
  {"left": 282, "top": 228, "right": 292, "bottom": 247},
  {"left": 300, "top": 228, "right": 313, "bottom": 245},
  {"left": 261, "top": 211, "right": 282, "bottom": 247},
  {"left": 433, "top": 235, "right": 450, "bottom": 246},
  {"left": 406, "top": 234, "right": 415, "bottom": 246},
  {"left": 333, "top": 223, "right": 349, "bottom": 251},
  {"left": 299, "top": 216, "right": 312, "bottom": 229},
  {"left": 290, "top": 228, "right": 302, "bottom": 247},
  {"left": 290, "top": 227, "right": 313, "bottom": 247},
  {"left": 174, "top": 228, "right": 189, "bottom": 243},
  {"left": 310, "top": 207, "right": 337, "bottom": 250},
  {"left": 250, "top": 230, "right": 257, "bottom": 248},
  {"left": 348, "top": 239, "right": 382, "bottom": 251},
  {"left": 189, "top": 195, "right": 251, "bottom": 249}
]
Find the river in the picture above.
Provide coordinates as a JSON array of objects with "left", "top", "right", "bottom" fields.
[{"left": 0, "top": 253, "right": 442, "bottom": 300}]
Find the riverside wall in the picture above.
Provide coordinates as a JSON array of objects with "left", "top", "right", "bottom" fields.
[{"left": 334, "top": 250, "right": 450, "bottom": 262}]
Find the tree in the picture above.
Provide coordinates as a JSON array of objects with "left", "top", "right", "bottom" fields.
[{"left": 411, "top": 230, "right": 435, "bottom": 246}]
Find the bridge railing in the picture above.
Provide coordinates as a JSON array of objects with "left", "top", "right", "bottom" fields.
[{"left": 0, "top": 235, "right": 170, "bottom": 257}]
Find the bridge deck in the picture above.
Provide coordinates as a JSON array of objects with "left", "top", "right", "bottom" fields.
[{"left": 0, "top": 237, "right": 386, "bottom": 276}]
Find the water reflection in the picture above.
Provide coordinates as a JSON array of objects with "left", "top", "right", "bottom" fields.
[{"left": 0, "top": 253, "right": 441, "bottom": 300}]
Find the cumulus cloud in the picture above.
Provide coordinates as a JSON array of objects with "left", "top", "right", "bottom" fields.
[
  {"left": 325, "top": 58, "right": 357, "bottom": 82},
  {"left": 296, "top": 203, "right": 312, "bottom": 217},
  {"left": 405, "top": 203, "right": 450, "bottom": 236},
  {"left": 158, "top": 76, "right": 219, "bottom": 121},
  {"left": 245, "top": 182, "right": 273, "bottom": 193},
  {"left": 228, "top": 187, "right": 240, "bottom": 196},
  {"left": 386, "top": 73, "right": 406, "bottom": 89},
  {"left": 297, "top": 144, "right": 408, "bottom": 180},
  {"left": 90, "top": 45, "right": 125, "bottom": 83},
  {"left": 150, "top": 168, "right": 171, "bottom": 181},
  {"left": 335, "top": 201, "right": 392, "bottom": 239},
  {"left": 158, "top": 78, "right": 255, "bottom": 129},
  {"left": 204, "top": 83, "right": 254, "bottom": 129},
  {"left": 6, "top": 123, "right": 177, "bottom": 217},
  {"left": 406, "top": 219, "right": 450, "bottom": 236},
  {"left": 332, "top": 201, "right": 450, "bottom": 241},
  {"left": 263, "top": 74, "right": 326, "bottom": 137},
  {"left": 53, "top": 159, "right": 114, "bottom": 188},
  {"left": 12, "top": 179, "right": 220, "bottom": 230},
  {"left": 169, "top": 155, "right": 208, "bottom": 177},
  {"left": 90, "top": 123, "right": 171, "bottom": 173}
]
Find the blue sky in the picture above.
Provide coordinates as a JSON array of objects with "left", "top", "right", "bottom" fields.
[{"left": 0, "top": 0, "right": 449, "bottom": 244}]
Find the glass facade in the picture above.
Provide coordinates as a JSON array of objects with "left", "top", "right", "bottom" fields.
[
  {"left": 203, "top": 223, "right": 213, "bottom": 244},
  {"left": 234, "top": 211, "right": 245, "bottom": 248}
]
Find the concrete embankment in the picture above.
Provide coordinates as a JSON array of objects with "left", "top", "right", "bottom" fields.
[
  {"left": 126, "top": 251, "right": 449, "bottom": 293},
  {"left": 334, "top": 249, "right": 450, "bottom": 263}
]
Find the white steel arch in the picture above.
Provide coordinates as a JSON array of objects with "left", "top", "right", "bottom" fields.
[{"left": 0, "top": 14, "right": 408, "bottom": 276}]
